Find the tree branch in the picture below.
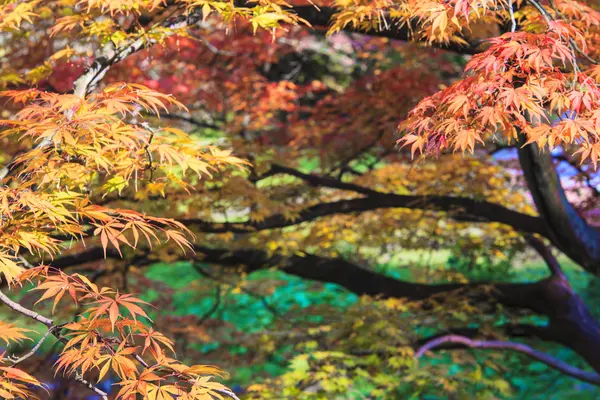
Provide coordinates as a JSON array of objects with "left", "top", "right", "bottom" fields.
[
  {"left": 189, "top": 246, "right": 600, "bottom": 375},
  {"left": 73, "top": 10, "right": 205, "bottom": 97},
  {"left": 518, "top": 140, "right": 600, "bottom": 275},
  {"left": 43, "top": 244, "right": 600, "bottom": 378},
  {"left": 9, "top": 326, "right": 56, "bottom": 366},
  {"left": 157, "top": 113, "right": 221, "bottom": 130},
  {"left": 525, "top": 235, "right": 567, "bottom": 281},
  {"left": 183, "top": 192, "right": 547, "bottom": 238},
  {"left": 0, "top": 11, "right": 207, "bottom": 181},
  {"left": 0, "top": 290, "right": 109, "bottom": 399},
  {"left": 201, "top": 163, "right": 549, "bottom": 237},
  {"left": 289, "top": 6, "right": 489, "bottom": 55},
  {"left": 0, "top": 289, "right": 53, "bottom": 327},
  {"left": 416, "top": 334, "right": 600, "bottom": 385},
  {"left": 553, "top": 154, "right": 600, "bottom": 197}
]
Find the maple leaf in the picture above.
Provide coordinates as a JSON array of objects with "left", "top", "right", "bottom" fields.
[
  {"left": 138, "top": 328, "right": 176, "bottom": 357},
  {"left": 0, "top": 322, "right": 32, "bottom": 345},
  {"left": 0, "top": 254, "right": 24, "bottom": 284},
  {"left": 146, "top": 383, "right": 184, "bottom": 399},
  {"left": 95, "top": 341, "right": 138, "bottom": 380},
  {"left": 32, "top": 272, "right": 81, "bottom": 313},
  {"left": 88, "top": 292, "right": 152, "bottom": 331},
  {"left": 115, "top": 368, "right": 162, "bottom": 399},
  {"left": 94, "top": 222, "right": 130, "bottom": 257},
  {"left": 0, "top": 1, "right": 40, "bottom": 30}
]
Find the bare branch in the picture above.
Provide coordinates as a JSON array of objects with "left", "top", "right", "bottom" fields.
[
  {"left": 508, "top": 0, "right": 517, "bottom": 32},
  {"left": 73, "top": 373, "right": 109, "bottom": 400},
  {"left": 183, "top": 191, "right": 547, "bottom": 238},
  {"left": 134, "top": 353, "right": 150, "bottom": 368},
  {"left": 416, "top": 334, "right": 600, "bottom": 385},
  {"left": 0, "top": 289, "right": 53, "bottom": 327},
  {"left": 10, "top": 327, "right": 56, "bottom": 366},
  {"left": 73, "top": 10, "right": 205, "bottom": 97},
  {"left": 0, "top": 290, "right": 108, "bottom": 399},
  {"left": 216, "top": 388, "right": 242, "bottom": 400}
]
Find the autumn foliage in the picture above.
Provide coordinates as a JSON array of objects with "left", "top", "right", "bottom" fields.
[{"left": 3, "top": 0, "right": 600, "bottom": 399}]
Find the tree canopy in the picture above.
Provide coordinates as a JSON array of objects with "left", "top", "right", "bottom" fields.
[{"left": 2, "top": 0, "right": 600, "bottom": 399}]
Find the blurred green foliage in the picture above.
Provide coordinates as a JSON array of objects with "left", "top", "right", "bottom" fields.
[{"left": 138, "top": 251, "right": 600, "bottom": 399}]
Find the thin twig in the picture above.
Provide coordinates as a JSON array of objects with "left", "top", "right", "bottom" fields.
[
  {"left": 74, "top": 372, "right": 109, "bottom": 400},
  {"left": 17, "top": 255, "right": 35, "bottom": 269},
  {"left": 215, "top": 388, "right": 242, "bottom": 400},
  {"left": 197, "top": 285, "right": 222, "bottom": 325},
  {"left": 193, "top": 264, "right": 283, "bottom": 320},
  {"left": 134, "top": 353, "right": 150, "bottom": 368},
  {"left": 10, "top": 327, "right": 56, "bottom": 366},
  {"left": 0, "top": 290, "right": 108, "bottom": 399}
]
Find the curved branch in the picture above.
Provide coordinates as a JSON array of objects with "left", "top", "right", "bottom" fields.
[
  {"left": 10, "top": 327, "right": 56, "bottom": 366},
  {"left": 416, "top": 334, "right": 600, "bottom": 385},
  {"left": 73, "top": 11, "right": 204, "bottom": 97},
  {"left": 45, "top": 244, "right": 600, "bottom": 376},
  {"left": 190, "top": 246, "right": 600, "bottom": 375},
  {"left": 157, "top": 113, "right": 221, "bottom": 130},
  {"left": 553, "top": 154, "right": 600, "bottom": 197},
  {"left": 183, "top": 193, "right": 547, "bottom": 237}
]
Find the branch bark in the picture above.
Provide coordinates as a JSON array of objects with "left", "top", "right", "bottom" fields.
[
  {"left": 188, "top": 246, "right": 600, "bottom": 376},
  {"left": 525, "top": 234, "right": 567, "bottom": 280},
  {"left": 288, "top": 6, "right": 492, "bottom": 55},
  {"left": 416, "top": 334, "right": 600, "bottom": 385},
  {"left": 518, "top": 141, "right": 600, "bottom": 275},
  {"left": 183, "top": 189, "right": 547, "bottom": 238},
  {"left": 43, "top": 244, "right": 600, "bottom": 380}
]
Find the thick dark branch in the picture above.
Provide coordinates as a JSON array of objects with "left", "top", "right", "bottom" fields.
[
  {"left": 156, "top": 113, "right": 221, "bottom": 130},
  {"left": 189, "top": 246, "right": 600, "bottom": 375},
  {"left": 290, "top": 6, "right": 489, "bottom": 55},
  {"left": 253, "top": 164, "right": 379, "bottom": 196},
  {"left": 193, "top": 247, "right": 543, "bottom": 305},
  {"left": 183, "top": 192, "right": 547, "bottom": 237},
  {"left": 518, "top": 141, "right": 600, "bottom": 275},
  {"left": 416, "top": 334, "right": 600, "bottom": 385},
  {"left": 46, "top": 244, "right": 600, "bottom": 376}
]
